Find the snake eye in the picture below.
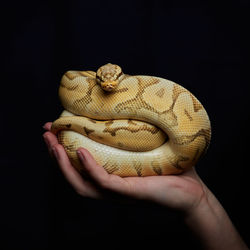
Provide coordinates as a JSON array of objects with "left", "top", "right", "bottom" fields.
[{"left": 96, "top": 74, "right": 102, "bottom": 84}]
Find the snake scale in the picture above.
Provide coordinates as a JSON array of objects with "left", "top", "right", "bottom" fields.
[{"left": 51, "top": 63, "right": 211, "bottom": 177}]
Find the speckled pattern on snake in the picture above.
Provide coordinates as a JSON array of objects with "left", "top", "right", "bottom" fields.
[{"left": 51, "top": 63, "right": 211, "bottom": 177}]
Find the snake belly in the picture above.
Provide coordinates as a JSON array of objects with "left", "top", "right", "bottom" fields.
[{"left": 51, "top": 68, "right": 211, "bottom": 177}]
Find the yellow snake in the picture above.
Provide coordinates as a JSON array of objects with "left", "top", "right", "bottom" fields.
[{"left": 51, "top": 63, "right": 211, "bottom": 177}]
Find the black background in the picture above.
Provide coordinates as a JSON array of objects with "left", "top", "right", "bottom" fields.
[{"left": 1, "top": 0, "right": 250, "bottom": 249}]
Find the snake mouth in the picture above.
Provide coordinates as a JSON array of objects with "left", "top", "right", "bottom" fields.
[{"left": 100, "top": 80, "right": 119, "bottom": 92}]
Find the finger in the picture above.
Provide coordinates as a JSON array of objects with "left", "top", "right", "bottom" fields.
[
  {"left": 43, "top": 131, "right": 58, "bottom": 156},
  {"left": 43, "top": 122, "right": 52, "bottom": 131},
  {"left": 53, "top": 144, "right": 103, "bottom": 199},
  {"left": 76, "top": 148, "right": 134, "bottom": 197}
]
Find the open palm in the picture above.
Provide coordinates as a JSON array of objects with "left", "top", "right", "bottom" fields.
[{"left": 43, "top": 122, "right": 207, "bottom": 212}]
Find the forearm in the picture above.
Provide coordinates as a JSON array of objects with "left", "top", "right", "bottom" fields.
[{"left": 184, "top": 186, "right": 248, "bottom": 250}]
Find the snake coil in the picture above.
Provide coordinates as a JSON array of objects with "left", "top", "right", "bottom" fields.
[{"left": 51, "top": 63, "right": 211, "bottom": 177}]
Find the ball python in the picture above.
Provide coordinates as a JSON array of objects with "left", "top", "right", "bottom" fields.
[{"left": 51, "top": 63, "right": 211, "bottom": 177}]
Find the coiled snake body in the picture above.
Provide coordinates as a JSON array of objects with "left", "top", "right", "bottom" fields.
[{"left": 51, "top": 63, "right": 211, "bottom": 177}]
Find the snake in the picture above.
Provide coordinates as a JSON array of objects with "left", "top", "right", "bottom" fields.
[{"left": 51, "top": 63, "right": 211, "bottom": 177}]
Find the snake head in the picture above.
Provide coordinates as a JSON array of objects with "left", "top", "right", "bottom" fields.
[{"left": 96, "top": 63, "right": 123, "bottom": 92}]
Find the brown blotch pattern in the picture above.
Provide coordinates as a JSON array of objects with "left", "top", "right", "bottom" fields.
[
  {"left": 73, "top": 78, "right": 96, "bottom": 108},
  {"left": 114, "top": 77, "right": 161, "bottom": 114},
  {"left": 151, "top": 161, "right": 162, "bottom": 175},
  {"left": 155, "top": 88, "right": 165, "bottom": 98},
  {"left": 103, "top": 163, "right": 120, "bottom": 174},
  {"left": 114, "top": 87, "right": 129, "bottom": 93},
  {"left": 172, "top": 128, "right": 211, "bottom": 152},
  {"left": 64, "top": 144, "right": 75, "bottom": 152},
  {"left": 117, "top": 142, "right": 124, "bottom": 148},
  {"left": 113, "top": 77, "right": 178, "bottom": 128},
  {"left": 190, "top": 93, "right": 203, "bottom": 112},
  {"left": 133, "top": 162, "right": 142, "bottom": 176},
  {"left": 171, "top": 155, "right": 190, "bottom": 170},
  {"left": 112, "top": 78, "right": 188, "bottom": 129},
  {"left": 83, "top": 127, "right": 95, "bottom": 136},
  {"left": 103, "top": 124, "right": 160, "bottom": 137},
  {"left": 184, "top": 109, "right": 193, "bottom": 121}
]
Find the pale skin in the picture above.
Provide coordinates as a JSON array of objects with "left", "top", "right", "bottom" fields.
[{"left": 43, "top": 122, "right": 248, "bottom": 250}]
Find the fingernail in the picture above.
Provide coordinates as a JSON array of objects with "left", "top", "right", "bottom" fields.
[
  {"left": 52, "top": 147, "right": 58, "bottom": 159},
  {"left": 77, "top": 150, "right": 85, "bottom": 162}
]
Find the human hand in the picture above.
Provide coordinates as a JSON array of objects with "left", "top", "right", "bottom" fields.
[
  {"left": 43, "top": 122, "right": 207, "bottom": 213},
  {"left": 43, "top": 122, "right": 249, "bottom": 250}
]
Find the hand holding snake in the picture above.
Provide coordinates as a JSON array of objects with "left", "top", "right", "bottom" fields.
[
  {"left": 44, "top": 122, "right": 207, "bottom": 209},
  {"left": 51, "top": 63, "right": 211, "bottom": 177},
  {"left": 43, "top": 123, "right": 248, "bottom": 250},
  {"left": 43, "top": 69, "right": 249, "bottom": 249}
]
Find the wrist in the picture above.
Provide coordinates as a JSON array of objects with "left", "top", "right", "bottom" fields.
[
  {"left": 183, "top": 186, "right": 249, "bottom": 250},
  {"left": 184, "top": 185, "right": 216, "bottom": 220}
]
